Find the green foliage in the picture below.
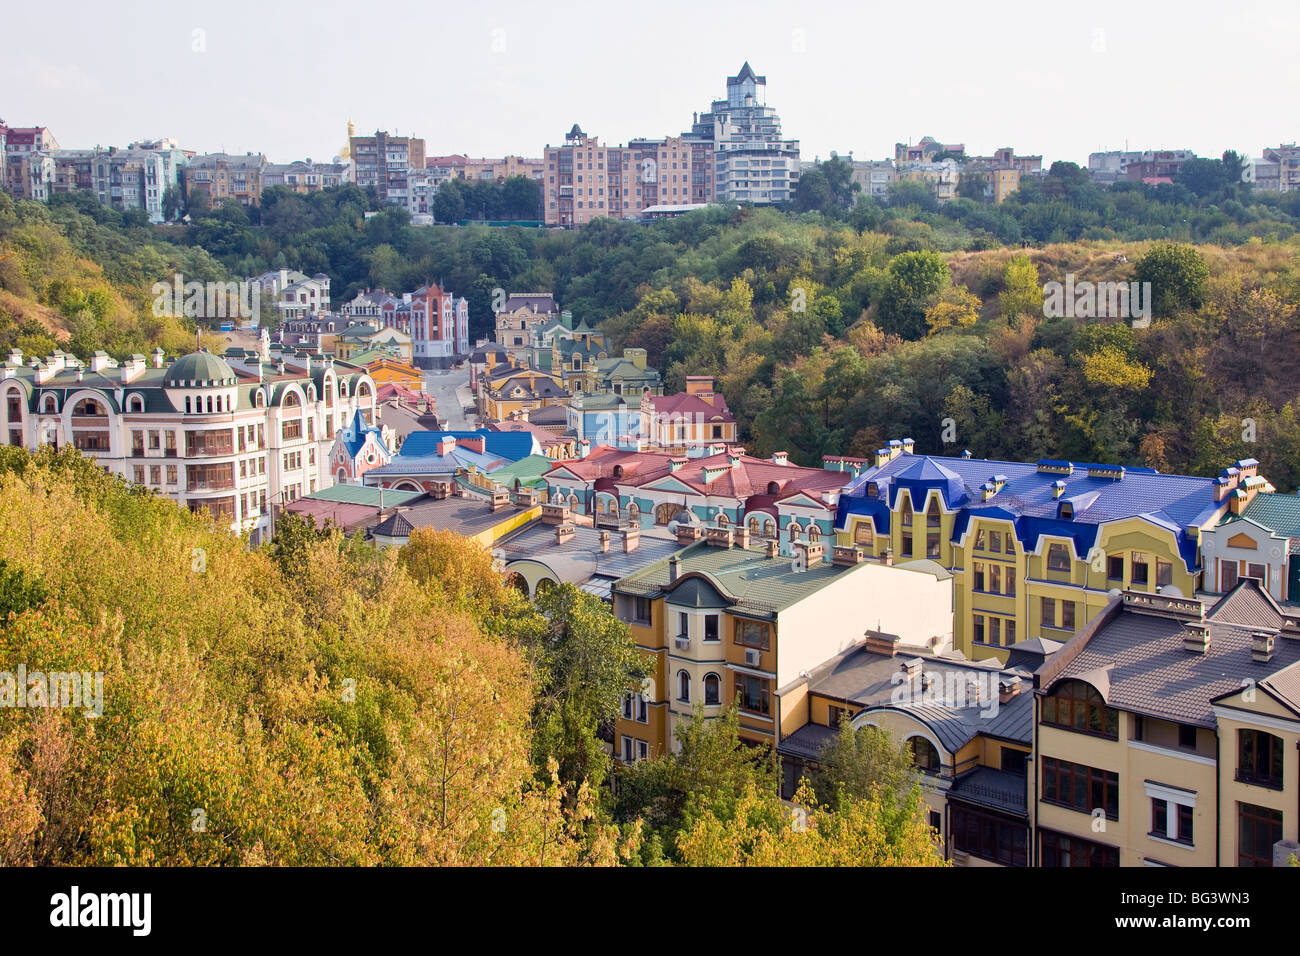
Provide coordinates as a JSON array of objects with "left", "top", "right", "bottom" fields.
[
  {"left": 877, "top": 250, "right": 951, "bottom": 339},
  {"left": 1134, "top": 242, "right": 1210, "bottom": 316},
  {"left": 812, "top": 716, "right": 919, "bottom": 808}
]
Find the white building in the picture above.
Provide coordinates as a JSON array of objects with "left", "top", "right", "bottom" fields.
[{"left": 0, "top": 342, "right": 377, "bottom": 545}]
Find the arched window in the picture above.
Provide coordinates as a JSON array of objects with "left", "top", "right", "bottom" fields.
[
  {"left": 356, "top": 382, "right": 371, "bottom": 401},
  {"left": 40, "top": 394, "right": 56, "bottom": 414},
  {"left": 717, "top": 512, "right": 728, "bottom": 527},
  {"left": 1047, "top": 542, "right": 1072, "bottom": 572},
  {"left": 627, "top": 502, "right": 640, "bottom": 522},
  {"left": 703, "top": 673, "right": 720, "bottom": 706},
  {"left": 185, "top": 397, "right": 192, "bottom": 414},
  {"left": 613, "top": 465, "right": 624, "bottom": 479},
  {"left": 205, "top": 395, "right": 213, "bottom": 413},
  {"left": 72, "top": 398, "right": 105, "bottom": 416},
  {"left": 927, "top": 499, "right": 941, "bottom": 528},
  {"left": 900, "top": 494, "right": 913, "bottom": 527},
  {"left": 764, "top": 518, "right": 776, "bottom": 539},
  {"left": 808, "top": 525, "right": 820, "bottom": 543},
  {"left": 255, "top": 390, "right": 265, "bottom": 408},
  {"left": 854, "top": 520, "right": 874, "bottom": 547},
  {"left": 766, "top": 480, "right": 780, "bottom": 495},
  {"left": 1042, "top": 680, "right": 1117, "bottom": 738},
  {"left": 595, "top": 498, "right": 606, "bottom": 514},
  {"left": 748, "top": 516, "right": 760, "bottom": 535},
  {"left": 283, "top": 391, "right": 302, "bottom": 408},
  {"left": 909, "top": 737, "right": 941, "bottom": 773},
  {"left": 569, "top": 494, "right": 579, "bottom": 511},
  {"left": 788, "top": 522, "right": 803, "bottom": 543},
  {"left": 677, "top": 670, "right": 691, "bottom": 703},
  {"left": 127, "top": 395, "right": 144, "bottom": 413}
]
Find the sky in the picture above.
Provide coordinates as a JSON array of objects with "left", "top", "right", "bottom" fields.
[{"left": 4, "top": 0, "right": 1297, "bottom": 168}]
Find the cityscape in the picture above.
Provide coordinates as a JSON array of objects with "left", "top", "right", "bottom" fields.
[{"left": 1, "top": 0, "right": 1298, "bottom": 928}]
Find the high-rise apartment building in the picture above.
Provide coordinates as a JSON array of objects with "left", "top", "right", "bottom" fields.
[{"left": 349, "top": 131, "right": 426, "bottom": 207}]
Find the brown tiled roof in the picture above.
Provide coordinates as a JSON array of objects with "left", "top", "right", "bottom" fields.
[{"left": 1206, "top": 578, "right": 1286, "bottom": 630}]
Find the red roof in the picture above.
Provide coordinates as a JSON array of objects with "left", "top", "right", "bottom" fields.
[{"left": 647, "top": 390, "right": 733, "bottom": 420}]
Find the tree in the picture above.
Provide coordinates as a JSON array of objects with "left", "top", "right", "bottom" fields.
[
  {"left": 876, "top": 250, "right": 950, "bottom": 339},
  {"left": 811, "top": 716, "right": 918, "bottom": 808},
  {"left": 999, "top": 254, "right": 1041, "bottom": 325},
  {"left": 1133, "top": 242, "right": 1209, "bottom": 316},
  {"left": 957, "top": 172, "right": 989, "bottom": 203},
  {"left": 185, "top": 187, "right": 211, "bottom": 217},
  {"left": 432, "top": 179, "right": 467, "bottom": 224},
  {"left": 1175, "top": 158, "right": 1228, "bottom": 199},
  {"left": 924, "top": 285, "right": 981, "bottom": 335},
  {"left": 161, "top": 185, "right": 182, "bottom": 222}
]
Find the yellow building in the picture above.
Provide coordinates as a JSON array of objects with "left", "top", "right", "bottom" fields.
[
  {"left": 363, "top": 357, "right": 423, "bottom": 388},
  {"left": 610, "top": 535, "right": 954, "bottom": 762},
  {"left": 1032, "top": 586, "right": 1300, "bottom": 867},
  {"left": 830, "top": 442, "right": 1266, "bottom": 663},
  {"left": 477, "top": 366, "right": 569, "bottom": 421}
]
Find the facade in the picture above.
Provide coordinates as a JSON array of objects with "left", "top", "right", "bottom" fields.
[
  {"left": 487, "top": 415, "right": 579, "bottom": 460},
  {"left": 477, "top": 366, "right": 569, "bottom": 420},
  {"left": 374, "top": 284, "right": 469, "bottom": 368},
  {"left": 362, "top": 429, "right": 538, "bottom": 493},
  {"left": 609, "top": 536, "right": 954, "bottom": 759},
  {"left": 349, "top": 131, "right": 426, "bottom": 207},
  {"left": 898, "top": 160, "right": 960, "bottom": 202},
  {"left": 186, "top": 152, "right": 266, "bottom": 207},
  {"left": 328, "top": 407, "right": 391, "bottom": 483},
  {"left": 1032, "top": 586, "right": 1300, "bottom": 867},
  {"left": 639, "top": 377, "right": 736, "bottom": 452},
  {"left": 0, "top": 345, "right": 377, "bottom": 545},
  {"left": 1261, "top": 144, "right": 1300, "bottom": 192},
  {"left": 1, "top": 126, "right": 59, "bottom": 202},
  {"left": 831, "top": 441, "right": 1267, "bottom": 663},
  {"left": 779, "top": 638, "right": 1038, "bottom": 865},
  {"left": 262, "top": 158, "right": 351, "bottom": 193},
  {"left": 1199, "top": 491, "right": 1300, "bottom": 602},
  {"left": 543, "top": 445, "right": 848, "bottom": 543},
  {"left": 49, "top": 146, "right": 180, "bottom": 222},
  {"left": 896, "top": 137, "right": 964, "bottom": 163},
  {"left": 494, "top": 293, "right": 560, "bottom": 358},
  {"left": 276, "top": 274, "right": 331, "bottom": 322}
]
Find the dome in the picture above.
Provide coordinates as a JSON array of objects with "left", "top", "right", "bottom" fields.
[{"left": 163, "top": 350, "right": 237, "bottom": 387}]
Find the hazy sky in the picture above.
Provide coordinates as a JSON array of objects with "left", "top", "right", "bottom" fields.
[{"left": 5, "top": 0, "right": 1296, "bottom": 167}]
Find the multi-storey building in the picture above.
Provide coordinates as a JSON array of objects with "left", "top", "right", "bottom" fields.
[
  {"left": 377, "top": 283, "right": 469, "bottom": 368},
  {"left": 1199, "top": 491, "right": 1300, "bottom": 602},
  {"left": 609, "top": 535, "right": 954, "bottom": 759},
  {"left": 1262, "top": 144, "right": 1300, "bottom": 192},
  {"left": 896, "top": 137, "right": 964, "bottom": 163},
  {"left": 898, "top": 159, "right": 960, "bottom": 202},
  {"left": 1032, "top": 586, "right": 1300, "bottom": 867},
  {"left": 0, "top": 344, "right": 377, "bottom": 546},
  {"left": 261, "top": 158, "right": 351, "bottom": 193},
  {"left": 830, "top": 441, "right": 1265, "bottom": 663},
  {"left": 494, "top": 293, "right": 561, "bottom": 358},
  {"left": 684, "top": 62, "right": 798, "bottom": 205},
  {"left": 349, "top": 130, "right": 426, "bottom": 207},
  {"left": 457, "top": 155, "right": 545, "bottom": 184},
  {"left": 186, "top": 152, "right": 266, "bottom": 207},
  {"left": 49, "top": 145, "right": 183, "bottom": 222},
  {"left": 639, "top": 377, "right": 736, "bottom": 452},
  {"left": 477, "top": 366, "right": 569, "bottom": 420}
]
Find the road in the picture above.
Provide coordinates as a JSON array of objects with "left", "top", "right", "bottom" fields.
[{"left": 423, "top": 366, "right": 476, "bottom": 429}]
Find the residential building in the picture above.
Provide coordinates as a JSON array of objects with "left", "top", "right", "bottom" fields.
[
  {"left": 349, "top": 130, "right": 426, "bottom": 207},
  {"left": 609, "top": 535, "right": 954, "bottom": 759},
  {"left": 898, "top": 159, "right": 960, "bottom": 202},
  {"left": 1262, "top": 144, "right": 1300, "bottom": 192},
  {"left": 831, "top": 441, "right": 1270, "bottom": 663},
  {"left": 896, "top": 137, "right": 964, "bottom": 164},
  {"left": 0, "top": 344, "right": 377, "bottom": 545},
  {"left": 275, "top": 274, "right": 332, "bottom": 322},
  {"left": 457, "top": 155, "right": 545, "bottom": 184},
  {"left": 1032, "top": 585, "right": 1300, "bottom": 867},
  {"left": 639, "top": 376, "right": 736, "bottom": 452},
  {"left": 186, "top": 152, "right": 267, "bottom": 207},
  {"left": 362, "top": 428, "right": 540, "bottom": 493},
  {"left": 327, "top": 407, "right": 392, "bottom": 483},
  {"left": 1199, "top": 490, "right": 1300, "bottom": 602},
  {"left": 375, "top": 283, "right": 469, "bottom": 368},
  {"left": 684, "top": 62, "right": 798, "bottom": 205},
  {"left": 262, "top": 157, "right": 351, "bottom": 193},
  {"left": 477, "top": 366, "right": 569, "bottom": 420},
  {"left": 488, "top": 415, "right": 579, "bottom": 460},
  {"left": 494, "top": 293, "right": 560, "bottom": 359},
  {"left": 543, "top": 444, "right": 848, "bottom": 542},
  {"left": 1122, "top": 149, "right": 1196, "bottom": 185},
  {"left": 778, "top": 637, "right": 1040, "bottom": 865}
]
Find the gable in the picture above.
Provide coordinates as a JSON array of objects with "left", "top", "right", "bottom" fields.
[
  {"left": 640, "top": 475, "right": 703, "bottom": 497},
  {"left": 1227, "top": 532, "right": 1260, "bottom": 550}
]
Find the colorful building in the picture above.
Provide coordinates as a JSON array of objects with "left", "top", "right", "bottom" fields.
[
  {"left": 640, "top": 377, "right": 737, "bottom": 452},
  {"left": 609, "top": 536, "right": 953, "bottom": 760},
  {"left": 831, "top": 441, "right": 1264, "bottom": 663}
]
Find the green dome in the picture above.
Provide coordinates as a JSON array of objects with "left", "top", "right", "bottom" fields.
[{"left": 163, "top": 350, "right": 237, "bottom": 387}]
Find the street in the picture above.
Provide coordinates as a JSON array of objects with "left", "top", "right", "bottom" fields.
[{"left": 423, "top": 366, "right": 476, "bottom": 428}]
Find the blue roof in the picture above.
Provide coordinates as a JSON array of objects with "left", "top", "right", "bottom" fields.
[
  {"left": 399, "top": 429, "right": 536, "bottom": 462},
  {"left": 837, "top": 453, "right": 1224, "bottom": 571},
  {"left": 338, "top": 408, "right": 383, "bottom": 460}
]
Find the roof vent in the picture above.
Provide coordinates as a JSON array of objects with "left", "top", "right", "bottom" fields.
[{"left": 1182, "top": 621, "right": 1210, "bottom": 654}]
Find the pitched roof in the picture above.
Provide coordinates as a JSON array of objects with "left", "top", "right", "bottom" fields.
[
  {"left": 1223, "top": 491, "right": 1300, "bottom": 544},
  {"left": 400, "top": 428, "right": 536, "bottom": 462},
  {"left": 647, "top": 390, "right": 733, "bottom": 420}
]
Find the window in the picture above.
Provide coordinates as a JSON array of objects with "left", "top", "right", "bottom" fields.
[
  {"left": 1001, "top": 748, "right": 1027, "bottom": 775},
  {"left": 901, "top": 533, "right": 913, "bottom": 558},
  {"left": 636, "top": 740, "right": 648, "bottom": 761},
  {"left": 974, "top": 529, "right": 986, "bottom": 550},
  {"left": 734, "top": 619, "right": 770, "bottom": 650},
  {"left": 1238, "top": 802, "right": 1283, "bottom": 867},
  {"left": 1221, "top": 561, "right": 1238, "bottom": 592},
  {"left": 909, "top": 737, "right": 941, "bottom": 773},
  {"left": 988, "top": 530, "right": 1002, "bottom": 553},
  {"left": 900, "top": 496, "right": 913, "bottom": 527},
  {"left": 973, "top": 614, "right": 985, "bottom": 645},
  {"left": 1040, "top": 830, "right": 1119, "bottom": 867},
  {"left": 989, "top": 565, "right": 1002, "bottom": 593},
  {"left": 1178, "top": 724, "right": 1197, "bottom": 750},
  {"left": 632, "top": 596, "right": 652, "bottom": 624},
  {"left": 1042, "top": 680, "right": 1117, "bottom": 737},
  {"left": 1041, "top": 596, "right": 1056, "bottom": 628},
  {"left": 1150, "top": 797, "right": 1194, "bottom": 846},
  {"left": 677, "top": 611, "right": 689, "bottom": 641},
  {"left": 1156, "top": 560, "right": 1173, "bottom": 588},
  {"left": 926, "top": 500, "right": 941, "bottom": 528},
  {"left": 951, "top": 805, "right": 1027, "bottom": 866},
  {"left": 1238, "top": 730, "right": 1284, "bottom": 789},
  {"left": 1245, "top": 563, "right": 1267, "bottom": 585},
  {"left": 704, "top": 615, "right": 719, "bottom": 642},
  {"left": 989, "top": 617, "right": 1002, "bottom": 646},
  {"left": 1107, "top": 554, "right": 1124, "bottom": 580},
  {"left": 703, "top": 673, "right": 720, "bottom": 706},
  {"left": 926, "top": 531, "right": 940, "bottom": 558},
  {"left": 677, "top": 670, "right": 691, "bottom": 703},
  {"left": 622, "top": 694, "right": 633, "bottom": 720},
  {"left": 1061, "top": 601, "right": 1076, "bottom": 630},
  {"left": 1041, "top": 757, "right": 1119, "bottom": 820},
  {"left": 734, "top": 674, "right": 770, "bottom": 715},
  {"left": 854, "top": 521, "right": 873, "bottom": 547},
  {"left": 1047, "top": 543, "right": 1071, "bottom": 572},
  {"left": 1006, "top": 619, "right": 1016, "bottom": 643},
  {"left": 974, "top": 563, "right": 985, "bottom": 592},
  {"left": 621, "top": 736, "right": 634, "bottom": 763},
  {"left": 1131, "top": 552, "right": 1149, "bottom": 585},
  {"left": 1006, "top": 567, "right": 1016, "bottom": 596}
]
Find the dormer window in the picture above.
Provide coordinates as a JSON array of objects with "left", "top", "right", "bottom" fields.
[
  {"left": 1059, "top": 501, "right": 1074, "bottom": 520},
  {"left": 1047, "top": 543, "right": 1071, "bottom": 571}
]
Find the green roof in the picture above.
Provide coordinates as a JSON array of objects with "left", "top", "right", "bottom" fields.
[
  {"left": 303, "top": 485, "right": 424, "bottom": 506},
  {"left": 1225, "top": 492, "right": 1300, "bottom": 539},
  {"left": 614, "top": 540, "right": 857, "bottom": 616},
  {"left": 486, "top": 454, "right": 553, "bottom": 489},
  {"left": 163, "top": 350, "right": 237, "bottom": 387}
]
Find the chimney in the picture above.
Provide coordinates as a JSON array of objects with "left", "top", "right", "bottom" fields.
[
  {"left": 764, "top": 539, "right": 779, "bottom": 559},
  {"left": 734, "top": 526, "right": 750, "bottom": 549},
  {"left": 676, "top": 523, "right": 702, "bottom": 545},
  {"left": 555, "top": 522, "right": 576, "bottom": 545},
  {"left": 999, "top": 676, "right": 1022, "bottom": 704},
  {"left": 795, "top": 541, "right": 825, "bottom": 564},
  {"left": 621, "top": 527, "right": 640, "bottom": 553},
  {"left": 902, "top": 438, "right": 915, "bottom": 455},
  {"left": 489, "top": 489, "right": 510, "bottom": 512},
  {"left": 1182, "top": 621, "right": 1210, "bottom": 654},
  {"left": 705, "top": 526, "right": 733, "bottom": 547},
  {"left": 437, "top": 435, "right": 457, "bottom": 457},
  {"left": 1251, "top": 629, "right": 1277, "bottom": 663},
  {"left": 900, "top": 657, "right": 923, "bottom": 680},
  {"left": 457, "top": 435, "right": 486, "bottom": 455},
  {"left": 832, "top": 545, "right": 865, "bottom": 566},
  {"left": 668, "top": 555, "right": 679, "bottom": 584},
  {"left": 1052, "top": 480, "right": 1066, "bottom": 499},
  {"left": 599, "top": 530, "right": 610, "bottom": 553},
  {"left": 880, "top": 547, "right": 893, "bottom": 567},
  {"left": 863, "top": 629, "right": 900, "bottom": 656},
  {"left": 540, "top": 502, "right": 571, "bottom": 525},
  {"left": 772, "top": 451, "right": 789, "bottom": 466}
]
